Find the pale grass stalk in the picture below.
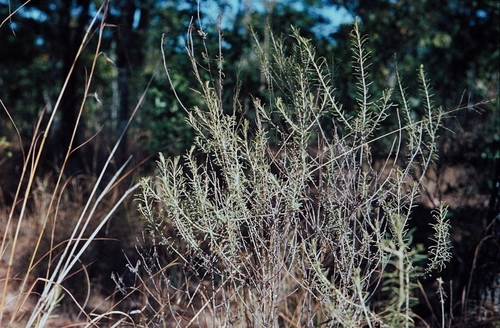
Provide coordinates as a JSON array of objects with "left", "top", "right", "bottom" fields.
[
  {"left": 0, "top": 0, "right": 31, "bottom": 28},
  {"left": 0, "top": 3, "right": 107, "bottom": 323},
  {"left": 28, "top": 0, "right": 108, "bottom": 296},
  {"left": 436, "top": 277, "right": 447, "bottom": 328},
  {"left": 27, "top": 71, "right": 150, "bottom": 327},
  {"left": 0, "top": 3, "right": 109, "bottom": 326},
  {"left": 1, "top": 1, "right": 149, "bottom": 326},
  {"left": 0, "top": 103, "right": 46, "bottom": 324}
]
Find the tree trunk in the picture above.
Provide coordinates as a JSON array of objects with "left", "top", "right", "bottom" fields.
[
  {"left": 115, "top": 0, "right": 136, "bottom": 164},
  {"left": 47, "top": 0, "right": 90, "bottom": 172}
]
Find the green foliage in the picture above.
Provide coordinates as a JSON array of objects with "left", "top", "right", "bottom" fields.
[
  {"left": 0, "top": 136, "right": 12, "bottom": 158},
  {"left": 331, "top": 0, "right": 498, "bottom": 106},
  {"left": 137, "top": 18, "right": 452, "bottom": 327}
]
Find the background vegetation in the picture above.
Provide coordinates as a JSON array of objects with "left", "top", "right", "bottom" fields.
[{"left": 0, "top": 0, "right": 498, "bottom": 327}]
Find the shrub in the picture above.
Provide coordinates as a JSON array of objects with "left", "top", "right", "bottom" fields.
[{"left": 135, "top": 18, "right": 452, "bottom": 327}]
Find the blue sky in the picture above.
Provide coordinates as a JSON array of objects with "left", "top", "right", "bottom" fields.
[
  {"left": 5, "top": 0, "right": 354, "bottom": 40},
  {"left": 196, "top": 0, "right": 354, "bottom": 36}
]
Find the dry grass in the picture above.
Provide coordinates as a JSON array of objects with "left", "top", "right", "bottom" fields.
[{"left": 0, "top": 3, "right": 144, "bottom": 327}]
